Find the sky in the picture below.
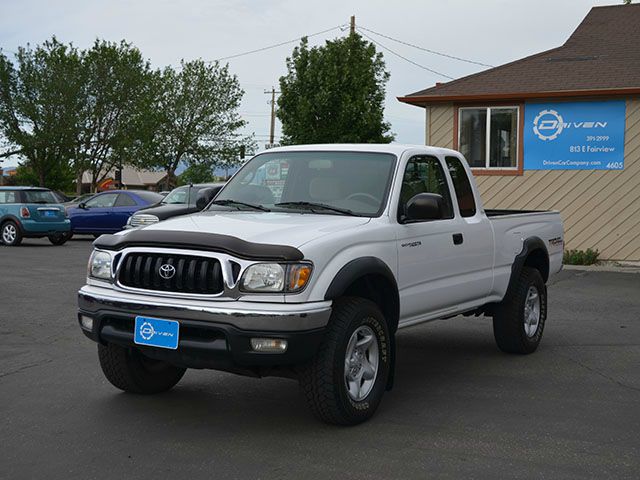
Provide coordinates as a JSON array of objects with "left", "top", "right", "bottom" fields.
[{"left": 0, "top": 0, "right": 621, "bottom": 168}]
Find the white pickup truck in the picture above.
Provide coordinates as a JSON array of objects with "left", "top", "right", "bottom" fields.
[{"left": 78, "top": 144, "right": 563, "bottom": 425}]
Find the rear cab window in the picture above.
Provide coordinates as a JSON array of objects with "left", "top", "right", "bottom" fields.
[{"left": 445, "top": 156, "right": 477, "bottom": 218}]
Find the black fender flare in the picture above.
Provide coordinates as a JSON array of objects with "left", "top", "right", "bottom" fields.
[
  {"left": 324, "top": 256, "right": 400, "bottom": 391},
  {"left": 505, "top": 236, "right": 549, "bottom": 300}
]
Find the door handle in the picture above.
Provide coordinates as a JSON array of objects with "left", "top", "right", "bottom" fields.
[{"left": 452, "top": 233, "right": 463, "bottom": 245}]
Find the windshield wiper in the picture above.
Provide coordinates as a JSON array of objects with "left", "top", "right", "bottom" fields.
[
  {"left": 210, "top": 199, "right": 271, "bottom": 212},
  {"left": 275, "top": 201, "right": 358, "bottom": 216}
]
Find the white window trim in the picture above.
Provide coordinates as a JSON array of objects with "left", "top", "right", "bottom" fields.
[{"left": 458, "top": 106, "right": 520, "bottom": 170}]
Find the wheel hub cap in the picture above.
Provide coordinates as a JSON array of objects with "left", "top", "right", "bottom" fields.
[
  {"left": 344, "top": 325, "right": 379, "bottom": 401},
  {"left": 524, "top": 286, "right": 541, "bottom": 337},
  {"left": 3, "top": 225, "right": 16, "bottom": 243}
]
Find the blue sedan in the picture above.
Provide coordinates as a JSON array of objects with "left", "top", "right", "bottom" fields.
[{"left": 67, "top": 190, "right": 164, "bottom": 236}]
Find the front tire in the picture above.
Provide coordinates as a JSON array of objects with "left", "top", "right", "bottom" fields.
[
  {"left": 493, "top": 266, "right": 547, "bottom": 354},
  {"left": 300, "top": 297, "right": 391, "bottom": 425},
  {"left": 98, "top": 343, "right": 186, "bottom": 394},
  {"left": 1, "top": 221, "right": 22, "bottom": 246}
]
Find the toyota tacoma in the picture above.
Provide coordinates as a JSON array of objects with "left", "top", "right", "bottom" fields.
[{"left": 78, "top": 144, "right": 563, "bottom": 425}]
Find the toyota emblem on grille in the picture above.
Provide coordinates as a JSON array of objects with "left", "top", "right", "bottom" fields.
[{"left": 159, "top": 264, "right": 176, "bottom": 279}]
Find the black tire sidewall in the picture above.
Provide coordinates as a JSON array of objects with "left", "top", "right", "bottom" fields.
[
  {"left": 334, "top": 300, "right": 390, "bottom": 421},
  {"left": 519, "top": 270, "right": 547, "bottom": 350}
]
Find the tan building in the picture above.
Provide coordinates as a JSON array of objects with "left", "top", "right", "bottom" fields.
[{"left": 399, "top": 4, "right": 640, "bottom": 261}]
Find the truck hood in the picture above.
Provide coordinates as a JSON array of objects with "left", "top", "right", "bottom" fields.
[{"left": 136, "top": 211, "right": 371, "bottom": 248}]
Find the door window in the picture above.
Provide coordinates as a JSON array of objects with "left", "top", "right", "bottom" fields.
[
  {"left": 114, "top": 194, "right": 137, "bottom": 207},
  {"left": 0, "top": 191, "right": 17, "bottom": 204},
  {"left": 398, "top": 156, "right": 454, "bottom": 221},
  {"left": 85, "top": 193, "right": 118, "bottom": 208}
]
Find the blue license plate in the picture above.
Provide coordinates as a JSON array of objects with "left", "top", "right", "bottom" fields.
[{"left": 134, "top": 316, "right": 180, "bottom": 349}]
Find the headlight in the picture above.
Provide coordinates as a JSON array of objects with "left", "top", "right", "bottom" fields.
[
  {"left": 129, "top": 214, "right": 159, "bottom": 227},
  {"left": 240, "top": 263, "right": 312, "bottom": 293},
  {"left": 88, "top": 250, "right": 112, "bottom": 280}
]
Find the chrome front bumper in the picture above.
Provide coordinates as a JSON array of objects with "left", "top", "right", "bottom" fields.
[{"left": 78, "top": 285, "right": 332, "bottom": 332}]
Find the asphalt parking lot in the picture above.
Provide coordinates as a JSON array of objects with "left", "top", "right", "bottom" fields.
[{"left": 1, "top": 238, "right": 639, "bottom": 479}]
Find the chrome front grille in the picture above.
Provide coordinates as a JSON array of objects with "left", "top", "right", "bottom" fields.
[{"left": 118, "top": 252, "right": 224, "bottom": 295}]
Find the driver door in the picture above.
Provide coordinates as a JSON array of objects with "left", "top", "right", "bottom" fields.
[
  {"left": 396, "top": 155, "right": 468, "bottom": 322},
  {"left": 73, "top": 193, "right": 118, "bottom": 232}
]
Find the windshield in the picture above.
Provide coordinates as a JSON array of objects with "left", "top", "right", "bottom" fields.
[
  {"left": 161, "top": 186, "right": 200, "bottom": 205},
  {"left": 211, "top": 151, "right": 396, "bottom": 216},
  {"left": 23, "top": 190, "right": 58, "bottom": 204}
]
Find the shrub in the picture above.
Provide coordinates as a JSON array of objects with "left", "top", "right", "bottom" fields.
[{"left": 563, "top": 248, "right": 600, "bottom": 265}]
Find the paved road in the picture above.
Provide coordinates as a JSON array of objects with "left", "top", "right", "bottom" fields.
[{"left": 1, "top": 238, "right": 639, "bottom": 479}]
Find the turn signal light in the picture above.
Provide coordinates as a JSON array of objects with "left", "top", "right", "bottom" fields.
[
  {"left": 20, "top": 206, "right": 30, "bottom": 218},
  {"left": 288, "top": 264, "right": 312, "bottom": 291}
]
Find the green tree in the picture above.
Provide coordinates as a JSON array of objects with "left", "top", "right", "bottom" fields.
[
  {"left": 0, "top": 39, "right": 84, "bottom": 188},
  {"left": 277, "top": 34, "right": 394, "bottom": 145},
  {"left": 74, "top": 40, "right": 153, "bottom": 193},
  {"left": 134, "top": 60, "right": 250, "bottom": 188},
  {"left": 179, "top": 163, "right": 215, "bottom": 185}
]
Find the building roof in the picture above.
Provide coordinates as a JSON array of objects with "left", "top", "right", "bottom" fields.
[
  {"left": 399, "top": 4, "right": 640, "bottom": 105},
  {"left": 81, "top": 167, "right": 166, "bottom": 186}
]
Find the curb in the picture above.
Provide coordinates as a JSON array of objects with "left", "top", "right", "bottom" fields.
[{"left": 563, "top": 264, "right": 640, "bottom": 274}]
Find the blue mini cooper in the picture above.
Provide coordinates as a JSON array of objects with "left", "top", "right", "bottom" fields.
[{"left": 0, "top": 186, "right": 71, "bottom": 246}]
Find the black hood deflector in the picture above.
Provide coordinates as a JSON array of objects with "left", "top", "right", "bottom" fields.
[{"left": 94, "top": 230, "right": 303, "bottom": 261}]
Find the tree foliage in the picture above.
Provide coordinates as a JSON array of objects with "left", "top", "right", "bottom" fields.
[
  {"left": 0, "top": 38, "right": 84, "bottom": 188},
  {"left": 75, "top": 40, "right": 153, "bottom": 192},
  {"left": 0, "top": 39, "right": 250, "bottom": 191},
  {"left": 277, "top": 34, "right": 394, "bottom": 145},
  {"left": 133, "top": 60, "right": 252, "bottom": 187}
]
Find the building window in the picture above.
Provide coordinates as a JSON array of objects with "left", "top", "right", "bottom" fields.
[{"left": 458, "top": 107, "right": 519, "bottom": 169}]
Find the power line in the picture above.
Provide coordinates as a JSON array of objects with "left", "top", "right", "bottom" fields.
[
  {"left": 213, "top": 25, "right": 346, "bottom": 62},
  {"left": 357, "top": 25, "right": 494, "bottom": 68},
  {"left": 357, "top": 29, "right": 454, "bottom": 80}
]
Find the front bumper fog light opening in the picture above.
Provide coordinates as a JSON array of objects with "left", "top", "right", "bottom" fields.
[
  {"left": 250, "top": 338, "right": 288, "bottom": 353},
  {"left": 80, "top": 315, "right": 93, "bottom": 331}
]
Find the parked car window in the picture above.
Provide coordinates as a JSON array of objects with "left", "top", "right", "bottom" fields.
[
  {"left": 85, "top": 193, "right": 118, "bottom": 208},
  {"left": 0, "top": 190, "right": 17, "bottom": 204},
  {"left": 445, "top": 156, "right": 477, "bottom": 217},
  {"left": 162, "top": 186, "right": 199, "bottom": 205},
  {"left": 214, "top": 151, "right": 396, "bottom": 217},
  {"left": 399, "top": 155, "right": 454, "bottom": 220},
  {"left": 134, "top": 191, "right": 164, "bottom": 204},
  {"left": 115, "top": 193, "right": 137, "bottom": 207},
  {"left": 22, "top": 189, "right": 58, "bottom": 204}
]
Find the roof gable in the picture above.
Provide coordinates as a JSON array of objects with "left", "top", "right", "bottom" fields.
[{"left": 400, "top": 4, "right": 640, "bottom": 104}]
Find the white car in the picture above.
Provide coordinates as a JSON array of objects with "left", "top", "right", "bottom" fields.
[{"left": 78, "top": 144, "right": 563, "bottom": 425}]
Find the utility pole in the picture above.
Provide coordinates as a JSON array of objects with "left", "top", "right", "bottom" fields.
[
  {"left": 264, "top": 87, "right": 280, "bottom": 147},
  {"left": 350, "top": 15, "right": 355, "bottom": 35}
]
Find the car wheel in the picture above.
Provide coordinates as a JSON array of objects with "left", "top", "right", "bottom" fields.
[
  {"left": 493, "top": 266, "right": 547, "bottom": 354},
  {"left": 1, "top": 221, "right": 23, "bottom": 246},
  {"left": 98, "top": 343, "right": 186, "bottom": 394},
  {"left": 299, "top": 297, "right": 391, "bottom": 425},
  {"left": 48, "top": 232, "right": 70, "bottom": 246}
]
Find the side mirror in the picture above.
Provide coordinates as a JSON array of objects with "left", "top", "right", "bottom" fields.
[
  {"left": 78, "top": 202, "right": 87, "bottom": 210},
  {"left": 404, "top": 193, "right": 444, "bottom": 222},
  {"left": 195, "top": 188, "right": 216, "bottom": 210}
]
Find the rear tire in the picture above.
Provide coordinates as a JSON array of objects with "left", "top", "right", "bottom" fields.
[
  {"left": 1, "top": 221, "right": 22, "bottom": 246},
  {"left": 493, "top": 266, "right": 547, "bottom": 354},
  {"left": 48, "top": 232, "right": 70, "bottom": 245},
  {"left": 299, "top": 297, "right": 391, "bottom": 425},
  {"left": 98, "top": 343, "right": 186, "bottom": 394}
]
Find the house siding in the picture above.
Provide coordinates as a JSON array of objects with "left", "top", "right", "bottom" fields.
[{"left": 426, "top": 98, "right": 640, "bottom": 261}]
